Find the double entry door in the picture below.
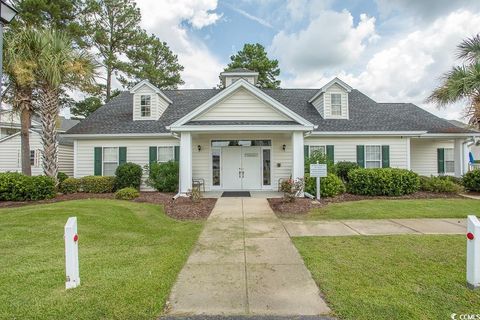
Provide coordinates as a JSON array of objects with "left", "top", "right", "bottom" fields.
[{"left": 222, "top": 146, "right": 261, "bottom": 190}]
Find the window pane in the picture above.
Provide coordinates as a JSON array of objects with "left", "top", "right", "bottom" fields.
[
  {"left": 103, "top": 163, "right": 117, "bottom": 176},
  {"left": 263, "top": 149, "right": 271, "bottom": 185},
  {"left": 211, "top": 140, "right": 271, "bottom": 147},
  {"left": 365, "top": 161, "right": 381, "bottom": 168},
  {"left": 331, "top": 104, "right": 342, "bottom": 116},
  {"left": 310, "top": 145, "right": 326, "bottom": 155},
  {"left": 103, "top": 147, "right": 118, "bottom": 162},
  {"left": 212, "top": 148, "right": 221, "bottom": 186},
  {"left": 445, "top": 161, "right": 455, "bottom": 173},
  {"left": 30, "top": 150, "right": 35, "bottom": 166},
  {"left": 141, "top": 95, "right": 151, "bottom": 106},
  {"left": 444, "top": 148, "right": 454, "bottom": 161},
  {"left": 331, "top": 93, "right": 341, "bottom": 105},
  {"left": 365, "top": 145, "right": 381, "bottom": 161},
  {"left": 141, "top": 95, "right": 151, "bottom": 117},
  {"left": 158, "top": 146, "right": 174, "bottom": 162}
]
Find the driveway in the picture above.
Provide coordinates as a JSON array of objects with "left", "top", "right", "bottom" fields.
[{"left": 167, "top": 198, "right": 330, "bottom": 316}]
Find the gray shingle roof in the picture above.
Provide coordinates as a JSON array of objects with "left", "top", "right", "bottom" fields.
[{"left": 66, "top": 88, "right": 476, "bottom": 135}]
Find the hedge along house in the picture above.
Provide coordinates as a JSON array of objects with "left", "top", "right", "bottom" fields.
[{"left": 66, "top": 69, "right": 479, "bottom": 194}]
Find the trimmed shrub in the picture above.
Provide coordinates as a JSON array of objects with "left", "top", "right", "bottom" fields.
[
  {"left": 0, "top": 172, "right": 55, "bottom": 201},
  {"left": 334, "top": 161, "right": 359, "bottom": 182},
  {"left": 115, "top": 162, "right": 143, "bottom": 190},
  {"left": 348, "top": 168, "right": 420, "bottom": 196},
  {"left": 57, "top": 172, "right": 69, "bottom": 183},
  {"left": 147, "top": 161, "right": 179, "bottom": 192},
  {"left": 115, "top": 187, "right": 140, "bottom": 200},
  {"left": 59, "top": 177, "right": 81, "bottom": 194},
  {"left": 463, "top": 170, "right": 480, "bottom": 191},
  {"left": 438, "top": 175, "right": 463, "bottom": 186},
  {"left": 419, "top": 176, "right": 463, "bottom": 193},
  {"left": 305, "top": 173, "right": 345, "bottom": 197},
  {"left": 81, "top": 176, "right": 115, "bottom": 193}
]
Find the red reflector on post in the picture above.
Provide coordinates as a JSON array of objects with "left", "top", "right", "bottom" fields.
[
  {"left": 467, "top": 232, "right": 474, "bottom": 240},
  {"left": 73, "top": 234, "right": 78, "bottom": 242}
]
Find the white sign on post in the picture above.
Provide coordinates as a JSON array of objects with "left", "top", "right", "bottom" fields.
[
  {"left": 65, "top": 217, "right": 80, "bottom": 289},
  {"left": 310, "top": 163, "right": 327, "bottom": 200},
  {"left": 467, "top": 215, "right": 480, "bottom": 289}
]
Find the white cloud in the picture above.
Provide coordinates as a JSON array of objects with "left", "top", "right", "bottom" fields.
[
  {"left": 270, "top": 10, "right": 378, "bottom": 73},
  {"left": 134, "top": 0, "right": 224, "bottom": 88}
]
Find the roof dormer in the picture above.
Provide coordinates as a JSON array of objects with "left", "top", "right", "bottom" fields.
[
  {"left": 130, "top": 80, "right": 172, "bottom": 121},
  {"left": 309, "top": 77, "right": 352, "bottom": 120},
  {"left": 220, "top": 68, "right": 259, "bottom": 87}
]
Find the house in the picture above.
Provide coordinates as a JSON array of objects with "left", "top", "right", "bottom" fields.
[
  {"left": 65, "top": 69, "right": 479, "bottom": 193},
  {"left": 0, "top": 110, "right": 79, "bottom": 176}
]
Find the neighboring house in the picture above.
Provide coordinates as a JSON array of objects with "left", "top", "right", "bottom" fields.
[
  {"left": 65, "top": 69, "right": 479, "bottom": 193},
  {"left": 0, "top": 110, "right": 79, "bottom": 176}
]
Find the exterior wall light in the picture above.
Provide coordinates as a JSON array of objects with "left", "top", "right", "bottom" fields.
[
  {"left": 282, "top": 144, "right": 286, "bottom": 151},
  {"left": 197, "top": 145, "right": 201, "bottom": 152}
]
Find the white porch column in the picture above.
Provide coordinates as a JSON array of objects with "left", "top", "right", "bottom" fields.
[
  {"left": 179, "top": 132, "right": 192, "bottom": 194},
  {"left": 454, "top": 138, "right": 464, "bottom": 177},
  {"left": 292, "top": 131, "right": 304, "bottom": 180}
]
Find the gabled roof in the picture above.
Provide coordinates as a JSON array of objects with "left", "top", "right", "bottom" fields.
[
  {"left": 129, "top": 80, "right": 173, "bottom": 104},
  {"left": 169, "top": 79, "right": 315, "bottom": 129},
  {"left": 308, "top": 77, "right": 352, "bottom": 103},
  {"left": 65, "top": 86, "right": 478, "bottom": 136}
]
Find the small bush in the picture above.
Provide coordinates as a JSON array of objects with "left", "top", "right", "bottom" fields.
[
  {"left": 115, "top": 187, "right": 140, "bottom": 200},
  {"left": 305, "top": 173, "right": 346, "bottom": 197},
  {"left": 463, "top": 170, "right": 480, "bottom": 191},
  {"left": 334, "top": 161, "right": 359, "bottom": 182},
  {"left": 280, "top": 178, "right": 304, "bottom": 202},
  {"left": 0, "top": 172, "right": 55, "bottom": 201},
  {"left": 81, "top": 176, "right": 115, "bottom": 193},
  {"left": 419, "top": 176, "right": 463, "bottom": 193},
  {"left": 57, "top": 172, "right": 69, "bottom": 183},
  {"left": 187, "top": 187, "right": 202, "bottom": 202},
  {"left": 348, "top": 168, "right": 420, "bottom": 196},
  {"left": 438, "top": 175, "right": 463, "bottom": 186},
  {"left": 59, "top": 177, "right": 81, "bottom": 194},
  {"left": 115, "top": 162, "right": 143, "bottom": 190},
  {"left": 146, "top": 161, "right": 179, "bottom": 192}
]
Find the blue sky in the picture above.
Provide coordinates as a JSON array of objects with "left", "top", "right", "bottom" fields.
[{"left": 134, "top": 0, "right": 480, "bottom": 121}]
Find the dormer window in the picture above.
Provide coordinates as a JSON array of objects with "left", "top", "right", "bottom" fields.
[
  {"left": 331, "top": 94, "right": 342, "bottom": 116},
  {"left": 141, "top": 95, "right": 151, "bottom": 117}
]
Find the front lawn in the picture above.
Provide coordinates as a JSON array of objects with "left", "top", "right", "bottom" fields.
[
  {"left": 289, "top": 198, "right": 480, "bottom": 220},
  {"left": 0, "top": 199, "right": 203, "bottom": 319},
  {"left": 294, "top": 235, "right": 480, "bottom": 320}
]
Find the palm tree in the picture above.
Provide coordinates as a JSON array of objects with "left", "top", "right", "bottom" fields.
[
  {"left": 34, "top": 29, "right": 97, "bottom": 181},
  {"left": 428, "top": 34, "right": 480, "bottom": 127},
  {"left": 3, "top": 29, "right": 41, "bottom": 176}
]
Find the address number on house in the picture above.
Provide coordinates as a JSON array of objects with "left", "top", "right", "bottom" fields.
[{"left": 310, "top": 163, "right": 327, "bottom": 177}]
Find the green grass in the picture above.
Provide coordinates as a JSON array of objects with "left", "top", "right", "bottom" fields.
[
  {"left": 291, "top": 198, "right": 480, "bottom": 220},
  {"left": 0, "top": 199, "right": 203, "bottom": 320},
  {"left": 294, "top": 235, "right": 480, "bottom": 320}
]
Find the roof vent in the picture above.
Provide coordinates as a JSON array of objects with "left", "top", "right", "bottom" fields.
[{"left": 220, "top": 68, "right": 259, "bottom": 87}]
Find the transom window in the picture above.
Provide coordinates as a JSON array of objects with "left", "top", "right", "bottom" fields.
[
  {"left": 444, "top": 148, "right": 454, "bottom": 173},
  {"left": 140, "top": 95, "right": 151, "bottom": 117},
  {"left": 331, "top": 93, "right": 342, "bottom": 116},
  {"left": 309, "top": 145, "right": 326, "bottom": 156},
  {"left": 158, "top": 146, "right": 174, "bottom": 162},
  {"left": 211, "top": 140, "right": 271, "bottom": 147},
  {"left": 365, "top": 145, "right": 381, "bottom": 168},
  {"left": 103, "top": 147, "right": 118, "bottom": 176}
]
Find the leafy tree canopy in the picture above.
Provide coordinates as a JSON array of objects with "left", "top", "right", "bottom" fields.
[{"left": 71, "top": 96, "right": 102, "bottom": 118}]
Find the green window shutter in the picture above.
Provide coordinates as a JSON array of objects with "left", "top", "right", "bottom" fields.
[
  {"left": 174, "top": 146, "right": 180, "bottom": 162},
  {"left": 304, "top": 145, "right": 309, "bottom": 159},
  {"left": 326, "top": 145, "right": 334, "bottom": 163},
  {"left": 119, "top": 147, "right": 127, "bottom": 165},
  {"left": 94, "top": 147, "right": 102, "bottom": 176},
  {"left": 149, "top": 146, "right": 157, "bottom": 164},
  {"left": 381, "top": 145, "right": 390, "bottom": 168},
  {"left": 356, "top": 145, "right": 365, "bottom": 168},
  {"left": 437, "top": 148, "right": 445, "bottom": 174}
]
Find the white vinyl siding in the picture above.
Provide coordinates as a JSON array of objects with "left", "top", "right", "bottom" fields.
[
  {"left": 312, "top": 96, "right": 324, "bottom": 118},
  {"left": 132, "top": 84, "right": 169, "bottom": 120},
  {"left": 74, "top": 138, "right": 179, "bottom": 190},
  {"left": 305, "top": 137, "right": 408, "bottom": 168},
  {"left": 58, "top": 144, "right": 74, "bottom": 176},
  {"left": 410, "top": 139, "right": 454, "bottom": 176},
  {"left": 194, "top": 88, "right": 291, "bottom": 121}
]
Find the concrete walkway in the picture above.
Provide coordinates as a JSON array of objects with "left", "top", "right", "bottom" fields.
[
  {"left": 167, "top": 198, "right": 330, "bottom": 316},
  {"left": 283, "top": 218, "right": 466, "bottom": 237}
]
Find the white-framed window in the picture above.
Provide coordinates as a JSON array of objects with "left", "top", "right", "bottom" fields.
[
  {"left": 30, "top": 150, "right": 36, "bottom": 166},
  {"left": 331, "top": 93, "right": 342, "bottom": 116},
  {"left": 158, "top": 146, "right": 174, "bottom": 163},
  {"left": 103, "top": 147, "right": 118, "bottom": 176},
  {"left": 140, "top": 95, "right": 151, "bottom": 117},
  {"left": 365, "top": 145, "right": 381, "bottom": 168},
  {"left": 444, "top": 148, "right": 454, "bottom": 173},
  {"left": 309, "top": 145, "right": 326, "bottom": 156}
]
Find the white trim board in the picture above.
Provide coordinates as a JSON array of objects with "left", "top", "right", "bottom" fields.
[{"left": 129, "top": 80, "right": 173, "bottom": 104}]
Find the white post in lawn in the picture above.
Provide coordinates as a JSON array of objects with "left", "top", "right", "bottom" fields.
[
  {"left": 64, "top": 217, "right": 80, "bottom": 289},
  {"left": 292, "top": 131, "right": 304, "bottom": 197},
  {"left": 467, "top": 215, "right": 480, "bottom": 289},
  {"left": 179, "top": 132, "right": 192, "bottom": 194},
  {"left": 454, "top": 139, "right": 463, "bottom": 177}
]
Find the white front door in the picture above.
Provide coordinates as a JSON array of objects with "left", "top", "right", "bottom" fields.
[{"left": 221, "top": 146, "right": 262, "bottom": 190}]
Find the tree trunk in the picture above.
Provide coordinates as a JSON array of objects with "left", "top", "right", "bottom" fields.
[
  {"left": 106, "top": 66, "right": 112, "bottom": 102},
  {"left": 40, "top": 87, "right": 59, "bottom": 184},
  {"left": 20, "top": 107, "right": 32, "bottom": 176}
]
